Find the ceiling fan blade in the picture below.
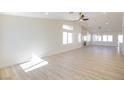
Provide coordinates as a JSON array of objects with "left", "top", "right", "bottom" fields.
[
  {"left": 69, "top": 12, "right": 89, "bottom": 22},
  {"left": 83, "top": 18, "right": 89, "bottom": 21}
]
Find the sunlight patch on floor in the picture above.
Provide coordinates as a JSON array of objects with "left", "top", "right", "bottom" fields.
[{"left": 20, "top": 53, "right": 48, "bottom": 72}]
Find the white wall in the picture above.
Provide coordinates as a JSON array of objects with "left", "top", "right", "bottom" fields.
[
  {"left": 0, "top": 15, "right": 82, "bottom": 68},
  {"left": 91, "top": 31, "right": 122, "bottom": 47},
  {"left": 122, "top": 14, "right": 124, "bottom": 54}
]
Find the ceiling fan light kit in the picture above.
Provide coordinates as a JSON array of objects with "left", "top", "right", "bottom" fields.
[{"left": 69, "top": 12, "right": 89, "bottom": 22}]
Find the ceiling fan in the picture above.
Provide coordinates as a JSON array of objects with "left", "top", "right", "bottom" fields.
[{"left": 69, "top": 12, "right": 89, "bottom": 22}]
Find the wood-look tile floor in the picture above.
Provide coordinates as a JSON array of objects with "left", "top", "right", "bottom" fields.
[{"left": 0, "top": 46, "right": 124, "bottom": 80}]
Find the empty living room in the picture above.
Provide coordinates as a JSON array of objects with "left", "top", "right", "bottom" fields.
[
  {"left": 0, "top": 12, "right": 124, "bottom": 80},
  {"left": 1, "top": 0, "right": 124, "bottom": 93}
]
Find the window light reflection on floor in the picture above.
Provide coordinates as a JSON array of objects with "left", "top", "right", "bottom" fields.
[{"left": 20, "top": 53, "right": 48, "bottom": 72}]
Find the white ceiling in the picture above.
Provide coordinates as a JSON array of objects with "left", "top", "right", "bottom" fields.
[
  {"left": 0, "top": 12, "right": 80, "bottom": 21},
  {"left": 0, "top": 12, "right": 123, "bottom": 32},
  {"left": 85, "top": 12, "right": 122, "bottom": 32}
]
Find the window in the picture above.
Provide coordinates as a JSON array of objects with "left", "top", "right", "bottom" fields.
[
  {"left": 92, "top": 34, "right": 113, "bottom": 42},
  {"left": 87, "top": 33, "right": 91, "bottom": 42},
  {"left": 63, "top": 24, "right": 73, "bottom": 30},
  {"left": 68, "top": 33, "right": 72, "bottom": 44},
  {"left": 63, "top": 32, "right": 68, "bottom": 44},
  {"left": 83, "top": 35, "right": 87, "bottom": 41},
  {"left": 92, "top": 34, "right": 102, "bottom": 42},
  {"left": 103, "top": 35, "right": 107, "bottom": 42},
  {"left": 62, "top": 24, "right": 73, "bottom": 45},
  {"left": 108, "top": 35, "right": 113, "bottom": 42},
  {"left": 83, "top": 32, "right": 91, "bottom": 42},
  {"left": 102, "top": 35, "right": 113, "bottom": 42},
  {"left": 78, "top": 33, "right": 81, "bottom": 43},
  {"left": 118, "top": 35, "right": 123, "bottom": 43},
  {"left": 63, "top": 32, "right": 72, "bottom": 44},
  {"left": 97, "top": 35, "right": 102, "bottom": 41},
  {"left": 92, "top": 34, "right": 97, "bottom": 42}
]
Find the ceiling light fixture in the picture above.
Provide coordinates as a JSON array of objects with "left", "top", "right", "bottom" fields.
[{"left": 79, "top": 19, "right": 83, "bottom": 22}]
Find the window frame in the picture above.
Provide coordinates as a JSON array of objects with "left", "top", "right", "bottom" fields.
[
  {"left": 63, "top": 32, "right": 73, "bottom": 45},
  {"left": 97, "top": 35, "right": 102, "bottom": 42},
  {"left": 102, "top": 35, "right": 108, "bottom": 42},
  {"left": 107, "top": 35, "right": 113, "bottom": 42},
  {"left": 118, "top": 35, "right": 123, "bottom": 43}
]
